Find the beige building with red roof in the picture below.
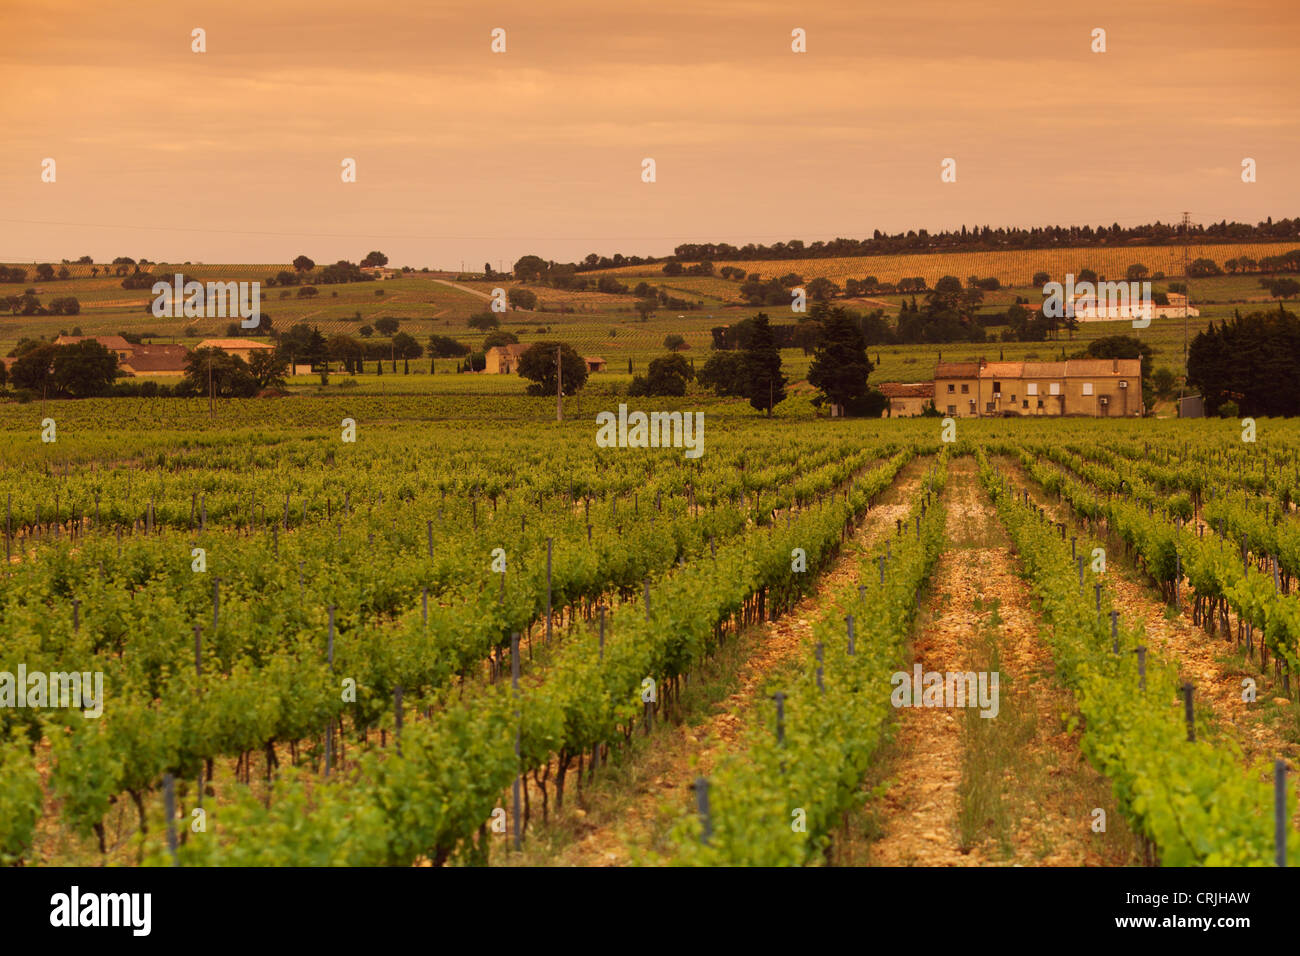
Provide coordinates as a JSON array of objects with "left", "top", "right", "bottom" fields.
[
  {"left": 879, "top": 382, "right": 934, "bottom": 417},
  {"left": 53, "top": 334, "right": 134, "bottom": 362},
  {"left": 929, "top": 356, "right": 1141, "bottom": 417},
  {"left": 485, "top": 343, "right": 530, "bottom": 374},
  {"left": 120, "top": 344, "right": 189, "bottom": 376}
]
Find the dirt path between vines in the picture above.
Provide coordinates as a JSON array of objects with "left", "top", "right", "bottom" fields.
[
  {"left": 861, "top": 458, "right": 1138, "bottom": 866},
  {"left": 1004, "top": 457, "right": 1300, "bottom": 785},
  {"left": 538, "top": 456, "right": 933, "bottom": 866}
]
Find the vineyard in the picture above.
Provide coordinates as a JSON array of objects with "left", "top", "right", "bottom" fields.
[
  {"left": 590, "top": 243, "right": 1300, "bottom": 290},
  {"left": 1, "top": 399, "right": 1299, "bottom": 868}
]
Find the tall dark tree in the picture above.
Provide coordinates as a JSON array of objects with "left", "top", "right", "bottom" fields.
[
  {"left": 739, "top": 313, "right": 787, "bottom": 416},
  {"left": 1188, "top": 306, "right": 1300, "bottom": 416},
  {"left": 808, "top": 307, "right": 872, "bottom": 414}
]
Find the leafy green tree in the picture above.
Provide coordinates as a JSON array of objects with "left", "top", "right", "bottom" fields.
[
  {"left": 1032, "top": 271, "right": 1050, "bottom": 286},
  {"left": 1126, "top": 263, "right": 1149, "bottom": 281},
  {"left": 468, "top": 311, "right": 499, "bottom": 331},
  {"left": 9, "top": 344, "right": 58, "bottom": 393},
  {"left": 248, "top": 351, "right": 290, "bottom": 389},
  {"left": 392, "top": 331, "right": 423, "bottom": 359},
  {"left": 628, "top": 353, "right": 692, "bottom": 396},
  {"left": 512, "top": 255, "right": 548, "bottom": 282},
  {"left": 806, "top": 277, "right": 840, "bottom": 301},
  {"left": 374, "top": 316, "right": 400, "bottom": 336},
  {"left": 361, "top": 251, "right": 388, "bottom": 268},
  {"left": 663, "top": 333, "right": 686, "bottom": 351},
  {"left": 516, "top": 342, "right": 587, "bottom": 396},
  {"left": 698, "top": 350, "right": 746, "bottom": 397},
  {"left": 483, "top": 330, "right": 519, "bottom": 349},
  {"left": 507, "top": 288, "right": 538, "bottom": 311},
  {"left": 326, "top": 334, "right": 365, "bottom": 369},
  {"left": 1152, "top": 366, "right": 1177, "bottom": 399},
  {"left": 635, "top": 298, "right": 657, "bottom": 320},
  {"left": 183, "top": 348, "right": 259, "bottom": 398},
  {"left": 808, "top": 307, "right": 872, "bottom": 414},
  {"left": 35, "top": 264, "right": 55, "bottom": 281},
  {"left": 428, "top": 334, "right": 469, "bottom": 357},
  {"left": 292, "top": 255, "right": 315, "bottom": 272},
  {"left": 276, "top": 323, "right": 327, "bottom": 367}
]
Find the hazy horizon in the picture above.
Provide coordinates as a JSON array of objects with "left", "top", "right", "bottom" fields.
[{"left": 4, "top": 0, "right": 1297, "bottom": 268}]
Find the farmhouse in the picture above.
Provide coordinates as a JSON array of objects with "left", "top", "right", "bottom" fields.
[
  {"left": 485, "top": 343, "right": 530, "bottom": 374},
  {"left": 879, "top": 382, "right": 934, "bottom": 417},
  {"left": 932, "top": 357, "right": 1141, "bottom": 417},
  {"left": 1069, "top": 289, "right": 1199, "bottom": 321},
  {"left": 119, "top": 344, "right": 189, "bottom": 377},
  {"left": 53, "top": 335, "right": 134, "bottom": 363},
  {"left": 196, "top": 338, "right": 275, "bottom": 362},
  {"left": 933, "top": 362, "right": 981, "bottom": 417},
  {"left": 361, "top": 266, "right": 396, "bottom": 280},
  {"left": 585, "top": 356, "right": 607, "bottom": 373}
]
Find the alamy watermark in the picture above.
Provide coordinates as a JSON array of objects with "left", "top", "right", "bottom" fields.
[
  {"left": 890, "top": 665, "right": 999, "bottom": 718},
  {"left": 0, "top": 665, "right": 103, "bottom": 718},
  {"left": 595, "top": 404, "right": 704, "bottom": 459},
  {"left": 1042, "top": 274, "right": 1153, "bottom": 328},
  {"left": 151, "top": 274, "right": 261, "bottom": 327}
]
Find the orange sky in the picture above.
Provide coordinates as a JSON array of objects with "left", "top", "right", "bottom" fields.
[{"left": 3, "top": 0, "right": 1297, "bottom": 268}]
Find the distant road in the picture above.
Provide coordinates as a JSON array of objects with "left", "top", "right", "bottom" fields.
[{"left": 432, "top": 278, "right": 492, "bottom": 299}]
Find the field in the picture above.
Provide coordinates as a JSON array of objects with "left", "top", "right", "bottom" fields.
[
  {"left": 5, "top": 251, "right": 1296, "bottom": 401},
  {"left": 2, "top": 389, "right": 1300, "bottom": 867},
  {"left": 589, "top": 242, "right": 1300, "bottom": 288}
]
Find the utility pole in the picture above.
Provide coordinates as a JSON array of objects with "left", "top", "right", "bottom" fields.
[
  {"left": 556, "top": 346, "right": 563, "bottom": 422},
  {"left": 1179, "top": 210, "right": 1191, "bottom": 413},
  {"left": 208, "top": 352, "right": 214, "bottom": 418}
]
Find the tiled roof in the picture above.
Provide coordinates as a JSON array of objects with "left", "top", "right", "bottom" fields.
[
  {"left": 1064, "top": 359, "right": 1141, "bottom": 377},
  {"left": 55, "top": 335, "right": 131, "bottom": 350},
  {"left": 1020, "top": 362, "right": 1064, "bottom": 377},
  {"left": 979, "top": 362, "right": 1024, "bottom": 377},
  {"left": 196, "top": 339, "right": 274, "bottom": 350},
  {"left": 879, "top": 382, "right": 934, "bottom": 398},
  {"left": 934, "top": 362, "right": 979, "bottom": 378},
  {"left": 122, "top": 344, "right": 189, "bottom": 372}
]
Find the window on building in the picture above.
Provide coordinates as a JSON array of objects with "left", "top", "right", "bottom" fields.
[
  {"left": 1049, "top": 382, "right": 1061, "bottom": 396},
  {"left": 947, "top": 383, "right": 955, "bottom": 393},
  {"left": 1082, "top": 382, "right": 1093, "bottom": 396},
  {"left": 961, "top": 383, "right": 969, "bottom": 394},
  {"left": 993, "top": 381, "right": 1002, "bottom": 393},
  {"left": 1026, "top": 383, "right": 1038, "bottom": 396},
  {"left": 1037, "top": 399, "right": 1044, "bottom": 409},
  {"left": 1010, "top": 394, "right": 1016, "bottom": 403},
  {"left": 947, "top": 404, "right": 956, "bottom": 415},
  {"left": 986, "top": 402, "right": 995, "bottom": 413},
  {"left": 1022, "top": 400, "right": 1029, "bottom": 409}
]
